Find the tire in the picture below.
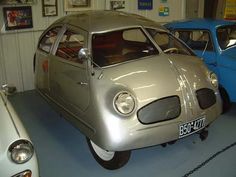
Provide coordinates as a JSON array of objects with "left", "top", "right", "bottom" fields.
[
  {"left": 86, "top": 138, "right": 131, "bottom": 170},
  {"left": 219, "top": 86, "right": 231, "bottom": 114}
]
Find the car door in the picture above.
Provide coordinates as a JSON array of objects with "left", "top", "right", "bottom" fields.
[
  {"left": 174, "top": 30, "right": 219, "bottom": 75},
  {"left": 35, "top": 26, "right": 62, "bottom": 96},
  {"left": 49, "top": 25, "right": 90, "bottom": 114}
]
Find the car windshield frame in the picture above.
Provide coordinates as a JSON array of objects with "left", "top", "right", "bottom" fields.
[
  {"left": 146, "top": 28, "right": 195, "bottom": 56},
  {"left": 91, "top": 27, "right": 159, "bottom": 67},
  {"left": 216, "top": 24, "right": 236, "bottom": 50}
]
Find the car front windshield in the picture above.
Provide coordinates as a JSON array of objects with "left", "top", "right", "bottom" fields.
[
  {"left": 92, "top": 28, "right": 159, "bottom": 67},
  {"left": 217, "top": 25, "right": 236, "bottom": 50},
  {"left": 146, "top": 28, "right": 194, "bottom": 56}
]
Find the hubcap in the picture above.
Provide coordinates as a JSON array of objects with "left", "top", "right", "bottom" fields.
[{"left": 91, "top": 141, "right": 115, "bottom": 161}]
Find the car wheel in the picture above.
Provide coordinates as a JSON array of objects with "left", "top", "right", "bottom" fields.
[
  {"left": 219, "top": 86, "right": 231, "bottom": 114},
  {"left": 86, "top": 138, "right": 131, "bottom": 170}
]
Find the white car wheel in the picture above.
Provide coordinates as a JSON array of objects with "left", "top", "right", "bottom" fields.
[
  {"left": 86, "top": 138, "right": 131, "bottom": 170},
  {"left": 90, "top": 140, "right": 115, "bottom": 161}
]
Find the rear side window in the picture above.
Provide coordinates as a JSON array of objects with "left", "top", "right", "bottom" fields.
[
  {"left": 174, "top": 30, "right": 214, "bottom": 51},
  {"left": 55, "top": 30, "right": 85, "bottom": 63},
  {"left": 92, "top": 28, "right": 158, "bottom": 67},
  {"left": 38, "top": 27, "right": 61, "bottom": 53}
]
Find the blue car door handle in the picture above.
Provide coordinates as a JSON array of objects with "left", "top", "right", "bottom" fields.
[{"left": 207, "top": 62, "right": 217, "bottom": 67}]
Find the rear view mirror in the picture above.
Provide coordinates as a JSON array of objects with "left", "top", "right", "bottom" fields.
[{"left": 78, "top": 48, "right": 90, "bottom": 61}]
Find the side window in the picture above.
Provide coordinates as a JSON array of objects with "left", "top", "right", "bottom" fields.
[
  {"left": 39, "top": 27, "right": 61, "bottom": 53},
  {"left": 55, "top": 29, "right": 85, "bottom": 63},
  {"left": 146, "top": 28, "right": 193, "bottom": 56},
  {"left": 174, "top": 30, "right": 214, "bottom": 51}
]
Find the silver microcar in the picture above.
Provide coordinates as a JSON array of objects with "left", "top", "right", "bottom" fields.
[
  {"left": 0, "top": 85, "right": 39, "bottom": 177},
  {"left": 34, "top": 10, "right": 222, "bottom": 169}
]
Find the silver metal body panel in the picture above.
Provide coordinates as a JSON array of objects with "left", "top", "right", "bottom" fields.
[
  {"left": 35, "top": 11, "right": 222, "bottom": 151},
  {"left": 0, "top": 91, "right": 39, "bottom": 177}
]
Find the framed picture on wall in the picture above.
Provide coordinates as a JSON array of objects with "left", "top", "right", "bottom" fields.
[
  {"left": 0, "top": 0, "right": 36, "bottom": 5},
  {"left": 110, "top": 1, "right": 125, "bottom": 10},
  {"left": 42, "top": 0, "right": 58, "bottom": 17},
  {"left": 3, "top": 6, "right": 33, "bottom": 31},
  {"left": 64, "top": 0, "right": 91, "bottom": 11}
]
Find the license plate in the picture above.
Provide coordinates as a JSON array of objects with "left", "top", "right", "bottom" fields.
[{"left": 179, "top": 116, "right": 206, "bottom": 138}]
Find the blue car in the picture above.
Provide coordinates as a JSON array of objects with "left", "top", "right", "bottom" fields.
[{"left": 165, "top": 19, "right": 236, "bottom": 112}]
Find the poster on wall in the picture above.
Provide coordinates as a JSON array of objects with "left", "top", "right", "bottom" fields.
[
  {"left": 224, "top": 0, "right": 236, "bottom": 20},
  {"left": 0, "top": 0, "right": 36, "bottom": 4},
  {"left": 3, "top": 6, "right": 33, "bottom": 31},
  {"left": 64, "top": 0, "right": 91, "bottom": 11},
  {"left": 138, "top": 0, "right": 153, "bottom": 10}
]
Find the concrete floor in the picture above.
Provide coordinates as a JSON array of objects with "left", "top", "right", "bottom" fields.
[{"left": 9, "top": 90, "right": 236, "bottom": 177}]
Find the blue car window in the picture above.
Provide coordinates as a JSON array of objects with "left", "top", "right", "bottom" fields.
[
  {"left": 146, "top": 28, "right": 194, "bottom": 56},
  {"left": 217, "top": 25, "right": 236, "bottom": 50},
  {"left": 174, "top": 30, "right": 214, "bottom": 51}
]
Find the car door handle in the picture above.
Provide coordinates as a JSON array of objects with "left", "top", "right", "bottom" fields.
[
  {"left": 208, "top": 62, "right": 217, "bottom": 67},
  {"left": 77, "top": 82, "right": 88, "bottom": 86}
]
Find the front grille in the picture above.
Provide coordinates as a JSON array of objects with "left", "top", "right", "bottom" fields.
[
  {"left": 137, "top": 96, "right": 181, "bottom": 124},
  {"left": 196, "top": 88, "right": 216, "bottom": 109}
]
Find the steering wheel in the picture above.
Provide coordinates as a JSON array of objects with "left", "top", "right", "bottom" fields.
[{"left": 163, "top": 47, "right": 179, "bottom": 54}]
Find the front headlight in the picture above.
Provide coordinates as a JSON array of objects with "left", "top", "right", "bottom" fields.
[
  {"left": 209, "top": 72, "right": 218, "bottom": 88},
  {"left": 9, "top": 140, "right": 34, "bottom": 164},
  {"left": 114, "top": 92, "right": 136, "bottom": 115}
]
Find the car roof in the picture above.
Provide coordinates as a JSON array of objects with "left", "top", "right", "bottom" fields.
[
  {"left": 165, "top": 18, "right": 236, "bottom": 31},
  {"left": 53, "top": 10, "right": 167, "bottom": 33}
]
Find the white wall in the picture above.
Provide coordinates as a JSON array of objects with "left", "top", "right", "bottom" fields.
[{"left": 0, "top": 0, "right": 186, "bottom": 92}]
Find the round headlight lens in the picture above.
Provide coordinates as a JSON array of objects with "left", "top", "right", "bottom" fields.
[
  {"left": 9, "top": 140, "right": 34, "bottom": 164},
  {"left": 210, "top": 72, "right": 218, "bottom": 88},
  {"left": 114, "top": 92, "right": 135, "bottom": 115}
]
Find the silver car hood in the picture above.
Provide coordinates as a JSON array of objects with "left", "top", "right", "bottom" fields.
[
  {"left": 94, "top": 54, "right": 181, "bottom": 109},
  {"left": 167, "top": 54, "right": 211, "bottom": 89},
  {"left": 93, "top": 53, "right": 211, "bottom": 110}
]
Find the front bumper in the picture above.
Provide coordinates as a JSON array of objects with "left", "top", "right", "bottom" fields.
[{"left": 94, "top": 91, "right": 222, "bottom": 151}]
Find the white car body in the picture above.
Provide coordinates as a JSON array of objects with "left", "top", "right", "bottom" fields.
[{"left": 0, "top": 90, "right": 39, "bottom": 177}]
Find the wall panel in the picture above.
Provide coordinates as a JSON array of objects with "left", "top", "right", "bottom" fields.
[
  {"left": 0, "top": 0, "right": 186, "bottom": 92},
  {"left": 2, "top": 34, "right": 23, "bottom": 91},
  {"left": 18, "top": 32, "right": 36, "bottom": 90},
  {"left": 0, "top": 34, "right": 6, "bottom": 86}
]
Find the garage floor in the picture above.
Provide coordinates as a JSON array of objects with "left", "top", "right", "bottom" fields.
[{"left": 9, "top": 90, "right": 236, "bottom": 177}]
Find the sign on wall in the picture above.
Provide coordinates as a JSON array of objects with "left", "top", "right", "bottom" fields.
[
  {"left": 138, "top": 0, "right": 153, "bottom": 10},
  {"left": 224, "top": 0, "right": 236, "bottom": 20},
  {"left": 159, "top": 5, "right": 169, "bottom": 16}
]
